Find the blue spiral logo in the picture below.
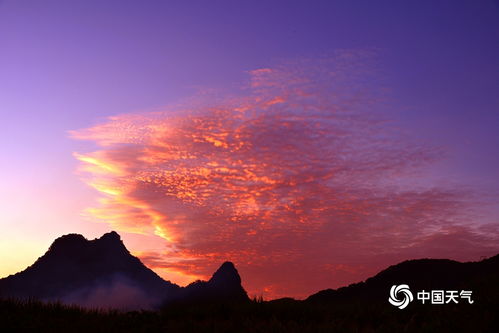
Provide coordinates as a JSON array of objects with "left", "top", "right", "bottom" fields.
[{"left": 388, "top": 284, "right": 413, "bottom": 309}]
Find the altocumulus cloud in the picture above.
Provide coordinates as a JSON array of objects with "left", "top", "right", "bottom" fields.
[{"left": 71, "top": 51, "right": 499, "bottom": 299}]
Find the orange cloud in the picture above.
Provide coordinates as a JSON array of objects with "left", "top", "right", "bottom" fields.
[{"left": 72, "top": 52, "right": 499, "bottom": 299}]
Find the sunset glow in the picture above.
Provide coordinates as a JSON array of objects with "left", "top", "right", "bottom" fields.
[
  {"left": 1, "top": 0, "right": 498, "bottom": 302},
  {"left": 71, "top": 55, "right": 499, "bottom": 298}
]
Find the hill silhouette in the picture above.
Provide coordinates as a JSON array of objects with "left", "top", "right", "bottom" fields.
[
  {"left": 0, "top": 231, "right": 248, "bottom": 309},
  {"left": 307, "top": 254, "right": 499, "bottom": 307},
  {"left": 1, "top": 230, "right": 498, "bottom": 313},
  {"left": 1, "top": 231, "right": 498, "bottom": 331},
  {"left": 178, "top": 261, "right": 249, "bottom": 304}
]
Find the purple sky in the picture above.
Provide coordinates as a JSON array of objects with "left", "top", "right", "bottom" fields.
[{"left": 1, "top": 0, "right": 498, "bottom": 298}]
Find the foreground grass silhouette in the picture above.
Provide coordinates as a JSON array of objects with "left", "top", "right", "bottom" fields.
[{"left": 1, "top": 296, "right": 498, "bottom": 333}]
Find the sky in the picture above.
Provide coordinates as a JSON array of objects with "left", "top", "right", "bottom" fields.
[{"left": 1, "top": 0, "right": 499, "bottom": 299}]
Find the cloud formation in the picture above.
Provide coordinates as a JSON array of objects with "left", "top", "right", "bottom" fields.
[{"left": 72, "top": 51, "right": 499, "bottom": 299}]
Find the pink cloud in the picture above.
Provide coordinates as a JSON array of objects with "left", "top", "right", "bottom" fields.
[{"left": 71, "top": 52, "right": 499, "bottom": 299}]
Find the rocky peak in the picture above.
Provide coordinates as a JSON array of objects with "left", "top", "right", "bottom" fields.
[
  {"left": 209, "top": 261, "right": 242, "bottom": 287},
  {"left": 99, "top": 231, "right": 121, "bottom": 242},
  {"left": 48, "top": 233, "right": 88, "bottom": 253}
]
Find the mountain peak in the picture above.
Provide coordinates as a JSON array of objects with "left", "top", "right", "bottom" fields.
[
  {"left": 97, "top": 231, "right": 124, "bottom": 248},
  {"left": 210, "top": 261, "right": 241, "bottom": 285},
  {"left": 100, "top": 231, "right": 121, "bottom": 241},
  {"left": 207, "top": 261, "right": 248, "bottom": 301},
  {"left": 0, "top": 232, "right": 250, "bottom": 308},
  {"left": 48, "top": 233, "right": 87, "bottom": 252},
  {"left": 180, "top": 261, "right": 249, "bottom": 303},
  {"left": 0, "top": 231, "right": 180, "bottom": 309},
  {"left": 219, "top": 261, "right": 236, "bottom": 270},
  {"left": 47, "top": 231, "right": 126, "bottom": 254}
]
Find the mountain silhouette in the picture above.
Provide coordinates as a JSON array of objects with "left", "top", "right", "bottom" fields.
[
  {"left": 178, "top": 261, "right": 249, "bottom": 304},
  {"left": 1, "top": 231, "right": 497, "bottom": 311},
  {"left": 306, "top": 254, "right": 499, "bottom": 306},
  {"left": 0, "top": 231, "right": 248, "bottom": 309}
]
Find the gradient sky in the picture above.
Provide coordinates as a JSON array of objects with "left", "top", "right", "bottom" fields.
[{"left": 1, "top": 0, "right": 499, "bottom": 299}]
